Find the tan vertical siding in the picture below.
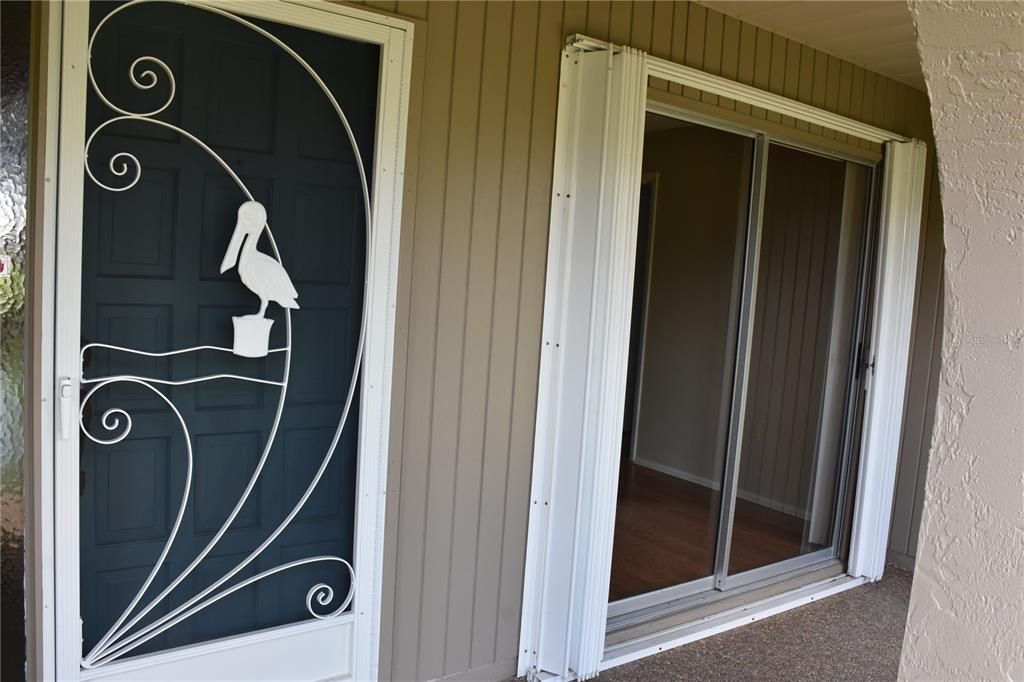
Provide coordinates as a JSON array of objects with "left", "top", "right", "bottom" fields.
[{"left": 350, "top": 2, "right": 943, "bottom": 678}]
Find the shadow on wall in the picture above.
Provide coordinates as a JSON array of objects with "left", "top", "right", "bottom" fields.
[{"left": 1, "top": 2, "right": 31, "bottom": 680}]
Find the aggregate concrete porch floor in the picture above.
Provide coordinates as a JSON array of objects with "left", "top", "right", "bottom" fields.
[{"left": 597, "top": 567, "right": 913, "bottom": 682}]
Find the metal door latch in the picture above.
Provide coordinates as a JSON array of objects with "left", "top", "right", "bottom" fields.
[{"left": 59, "top": 376, "right": 74, "bottom": 440}]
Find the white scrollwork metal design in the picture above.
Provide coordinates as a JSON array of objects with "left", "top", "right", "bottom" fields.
[{"left": 79, "top": 0, "right": 373, "bottom": 668}]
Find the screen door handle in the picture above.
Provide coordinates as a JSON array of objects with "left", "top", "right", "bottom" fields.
[{"left": 59, "top": 376, "right": 74, "bottom": 440}]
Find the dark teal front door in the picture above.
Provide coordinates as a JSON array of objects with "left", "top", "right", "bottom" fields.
[{"left": 78, "top": 0, "right": 378, "bottom": 660}]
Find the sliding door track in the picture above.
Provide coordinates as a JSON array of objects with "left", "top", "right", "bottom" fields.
[
  {"left": 604, "top": 565, "right": 861, "bottom": 672},
  {"left": 607, "top": 559, "right": 843, "bottom": 634}
]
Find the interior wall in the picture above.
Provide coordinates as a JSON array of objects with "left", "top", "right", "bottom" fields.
[
  {"left": 631, "top": 123, "right": 750, "bottom": 488},
  {"left": 347, "top": 2, "right": 945, "bottom": 680},
  {"left": 901, "top": 1, "right": 1024, "bottom": 678}
]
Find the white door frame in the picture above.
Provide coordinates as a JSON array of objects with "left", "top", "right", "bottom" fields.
[
  {"left": 518, "top": 35, "right": 927, "bottom": 681},
  {"left": 35, "top": 1, "right": 412, "bottom": 679}
]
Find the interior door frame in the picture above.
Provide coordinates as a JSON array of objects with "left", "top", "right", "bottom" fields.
[
  {"left": 625, "top": 171, "right": 659, "bottom": 466},
  {"left": 36, "top": 1, "right": 413, "bottom": 679},
  {"left": 518, "top": 36, "right": 927, "bottom": 681}
]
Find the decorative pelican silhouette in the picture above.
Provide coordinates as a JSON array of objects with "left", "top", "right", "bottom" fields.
[{"left": 220, "top": 200, "right": 299, "bottom": 318}]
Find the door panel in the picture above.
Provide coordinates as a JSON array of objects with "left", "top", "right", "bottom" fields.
[
  {"left": 728, "top": 144, "right": 869, "bottom": 576},
  {"left": 610, "top": 114, "right": 754, "bottom": 604},
  {"left": 79, "top": 0, "right": 377, "bottom": 662}
]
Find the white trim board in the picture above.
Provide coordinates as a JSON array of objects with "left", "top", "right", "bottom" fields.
[
  {"left": 567, "top": 34, "right": 908, "bottom": 145},
  {"left": 40, "top": 2, "right": 412, "bottom": 680},
  {"left": 25, "top": 4, "right": 63, "bottom": 679}
]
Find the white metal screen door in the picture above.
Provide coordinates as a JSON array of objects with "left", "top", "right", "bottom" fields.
[{"left": 49, "top": 2, "right": 411, "bottom": 680}]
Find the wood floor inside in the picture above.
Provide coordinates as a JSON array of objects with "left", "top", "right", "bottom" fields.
[{"left": 610, "top": 462, "right": 821, "bottom": 602}]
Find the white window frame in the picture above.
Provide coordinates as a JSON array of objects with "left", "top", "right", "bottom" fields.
[
  {"left": 29, "top": 1, "right": 413, "bottom": 680},
  {"left": 518, "top": 35, "right": 927, "bottom": 681}
]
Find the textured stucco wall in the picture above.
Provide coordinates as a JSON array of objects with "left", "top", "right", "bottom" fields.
[{"left": 900, "top": 2, "right": 1024, "bottom": 680}]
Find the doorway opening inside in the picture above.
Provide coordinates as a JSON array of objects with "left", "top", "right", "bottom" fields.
[{"left": 609, "top": 109, "right": 878, "bottom": 627}]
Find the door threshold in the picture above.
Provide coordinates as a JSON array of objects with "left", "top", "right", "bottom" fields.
[
  {"left": 607, "top": 556, "right": 841, "bottom": 633},
  {"left": 601, "top": 573, "right": 867, "bottom": 672}
]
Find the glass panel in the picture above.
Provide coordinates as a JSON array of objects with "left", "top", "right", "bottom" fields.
[
  {"left": 728, "top": 144, "right": 871, "bottom": 576},
  {"left": 1, "top": 3, "right": 31, "bottom": 678},
  {"left": 611, "top": 114, "right": 754, "bottom": 602},
  {"left": 79, "top": 2, "right": 377, "bottom": 657}
]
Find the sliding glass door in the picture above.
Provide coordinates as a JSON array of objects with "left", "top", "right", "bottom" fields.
[
  {"left": 610, "top": 111, "right": 876, "bottom": 618},
  {"left": 612, "top": 114, "right": 755, "bottom": 607},
  {"left": 719, "top": 143, "right": 874, "bottom": 587}
]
